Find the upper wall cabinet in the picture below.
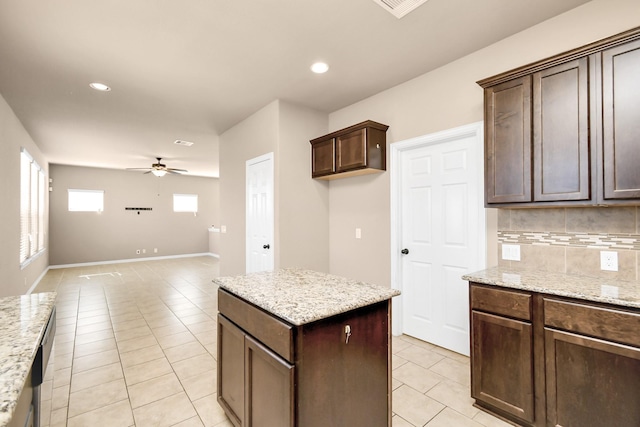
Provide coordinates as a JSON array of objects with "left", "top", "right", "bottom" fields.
[
  {"left": 478, "top": 26, "right": 640, "bottom": 207},
  {"left": 310, "top": 120, "right": 389, "bottom": 180}
]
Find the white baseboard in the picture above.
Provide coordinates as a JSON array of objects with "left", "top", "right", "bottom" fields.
[
  {"left": 27, "top": 267, "right": 52, "bottom": 295},
  {"left": 49, "top": 252, "right": 218, "bottom": 270}
]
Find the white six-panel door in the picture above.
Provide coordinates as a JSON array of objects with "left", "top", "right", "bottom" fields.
[
  {"left": 246, "top": 153, "right": 274, "bottom": 274},
  {"left": 392, "top": 123, "right": 485, "bottom": 356}
]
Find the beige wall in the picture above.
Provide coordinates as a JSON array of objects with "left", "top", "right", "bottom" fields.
[
  {"left": 325, "top": 0, "right": 640, "bottom": 286},
  {"left": 0, "top": 93, "right": 49, "bottom": 297},
  {"left": 219, "top": 101, "right": 279, "bottom": 276},
  {"left": 49, "top": 165, "right": 218, "bottom": 265},
  {"left": 218, "top": 100, "right": 329, "bottom": 276}
]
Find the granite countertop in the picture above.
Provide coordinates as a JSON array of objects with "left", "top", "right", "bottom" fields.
[
  {"left": 0, "top": 292, "right": 57, "bottom": 427},
  {"left": 463, "top": 267, "right": 640, "bottom": 309},
  {"left": 214, "top": 268, "right": 400, "bottom": 326}
]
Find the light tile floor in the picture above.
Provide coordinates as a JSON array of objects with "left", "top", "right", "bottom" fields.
[{"left": 34, "top": 256, "right": 511, "bottom": 427}]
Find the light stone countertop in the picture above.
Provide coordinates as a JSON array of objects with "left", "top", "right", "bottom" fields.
[
  {"left": 463, "top": 267, "right": 640, "bottom": 309},
  {"left": 0, "top": 292, "right": 57, "bottom": 427},
  {"left": 214, "top": 269, "right": 400, "bottom": 326}
]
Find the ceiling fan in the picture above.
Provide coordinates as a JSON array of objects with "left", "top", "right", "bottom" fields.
[{"left": 126, "top": 157, "right": 188, "bottom": 177}]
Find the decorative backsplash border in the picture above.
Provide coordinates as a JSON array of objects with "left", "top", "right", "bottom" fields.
[{"left": 498, "top": 231, "right": 640, "bottom": 251}]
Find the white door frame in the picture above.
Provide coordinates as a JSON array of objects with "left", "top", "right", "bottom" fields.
[{"left": 390, "top": 122, "right": 486, "bottom": 336}]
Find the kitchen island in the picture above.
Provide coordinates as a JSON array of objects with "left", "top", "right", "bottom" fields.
[
  {"left": 214, "top": 268, "right": 400, "bottom": 427},
  {"left": 0, "top": 292, "right": 56, "bottom": 427},
  {"left": 464, "top": 267, "right": 640, "bottom": 427}
]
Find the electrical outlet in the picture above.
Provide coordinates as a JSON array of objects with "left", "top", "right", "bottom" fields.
[
  {"left": 501, "top": 244, "right": 521, "bottom": 261},
  {"left": 136, "top": 249, "right": 141, "bottom": 255},
  {"left": 221, "top": 225, "right": 227, "bottom": 233},
  {"left": 154, "top": 248, "right": 158, "bottom": 253},
  {"left": 355, "top": 228, "right": 362, "bottom": 239},
  {"left": 600, "top": 251, "right": 618, "bottom": 271},
  {"left": 142, "top": 249, "right": 146, "bottom": 254}
]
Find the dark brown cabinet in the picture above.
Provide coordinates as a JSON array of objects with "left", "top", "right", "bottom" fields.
[
  {"left": 470, "top": 282, "right": 640, "bottom": 427},
  {"left": 601, "top": 38, "right": 640, "bottom": 201},
  {"left": 310, "top": 120, "right": 388, "bottom": 180},
  {"left": 217, "top": 288, "right": 392, "bottom": 427},
  {"left": 470, "top": 285, "right": 536, "bottom": 424},
  {"left": 479, "top": 26, "right": 640, "bottom": 207},
  {"left": 543, "top": 298, "right": 640, "bottom": 427},
  {"left": 484, "top": 76, "right": 532, "bottom": 204}
]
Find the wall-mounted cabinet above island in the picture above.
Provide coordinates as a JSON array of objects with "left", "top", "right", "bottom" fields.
[{"left": 310, "top": 120, "right": 388, "bottom": 180}]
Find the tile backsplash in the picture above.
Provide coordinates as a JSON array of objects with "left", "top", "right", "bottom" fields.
[{"left": 497, "top": 207, "right": 640, "bottom": 282}]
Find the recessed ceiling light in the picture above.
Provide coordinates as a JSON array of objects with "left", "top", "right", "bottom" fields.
[
  {"left": 89, "top": 82, "right": 111, "bottom": 91},
  {"left": 310, "top": 62, "right": 329, "bottom": 74}
]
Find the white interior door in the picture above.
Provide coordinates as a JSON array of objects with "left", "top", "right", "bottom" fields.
[
  {"left": 391, "top": 123, "right": 485, "bottom": 356},
  {"left": 246, "top": 153, "right": 274, "bottom": 274}
]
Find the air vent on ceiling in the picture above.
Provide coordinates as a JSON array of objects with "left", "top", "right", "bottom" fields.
[
  {"left": 372, "top": 0, "right": 429, "bottom": 18},
  {"left": 174, "top": 139, "right": 194, "bottom": 147}
]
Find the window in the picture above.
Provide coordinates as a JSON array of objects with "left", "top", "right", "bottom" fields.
[
  {"left": 173, "top": 193, "right": 198, "bottom": 212},
  {"left": 20, "top": 149, "right": 46, "bottom": 266},
  {"left": 68, "top": 189, "right": 104, "bottom": 212}
]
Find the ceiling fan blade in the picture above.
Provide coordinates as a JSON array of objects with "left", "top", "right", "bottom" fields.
[
  {"left": 126, "top": 167, "right": 152, "bottom": 171},
  {"left": 143, "top": 170, "right": 152, "bottom": 174},
  {"left": 166, "top": 169, "right": 186, "bottom": 175},
  {"left": 167, "top": 168, "right": 188, "bottom": 173}
]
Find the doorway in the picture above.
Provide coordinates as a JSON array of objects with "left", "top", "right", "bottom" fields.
[
  {"left": 391, "top": 122, "right": 485, "bottom": 355},
  {"left": 246, "top": 152, "right": 274, "bottom": 274}
]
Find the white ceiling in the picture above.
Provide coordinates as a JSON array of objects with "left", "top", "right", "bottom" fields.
[{"left": 0, "top": 0, "right": 589, "bottom": 177}]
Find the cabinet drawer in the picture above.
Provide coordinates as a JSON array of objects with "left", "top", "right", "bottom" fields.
[
  {"left": 470, "top": 284, "right": 531, "bottom": 321},
  {"left": 218, "top": 289, "right": 294, "bottom": 362},
  {"left": 544, "top": 298, "right": 640, "bottom": 347}
]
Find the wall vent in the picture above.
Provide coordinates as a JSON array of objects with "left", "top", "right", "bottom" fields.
[
  {"left": 372, "top": 0, "right": 429, "bottom": 18},
  {"left": 174, "top": 139, "right": 194, "bottom": 147}
]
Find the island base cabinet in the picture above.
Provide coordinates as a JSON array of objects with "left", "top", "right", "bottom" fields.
[
  {"left": 245, "top": 336, "right": 294, "bottom": 427},
  {"left": 471, "top": 311, "right": 535, "bottom": 425},
  {"left": 545, "top": 328, "right": 640, "bottom": 427},
  {"left": 217, "top": 315, "right": 246, "bottom": 427},
  {"left": 296, "top": 301, "right": 390, "bottom": 427},
  {"left": 217, "top": 288, "right": 392, "bottom": 427}
]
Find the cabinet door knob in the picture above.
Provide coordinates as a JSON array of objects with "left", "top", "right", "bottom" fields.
[
  {"left": 263, "top": 244, "right": 270, "bottom": 249},
  {"left": 401, "top": 248, "right": 409, "bottom": 255}
]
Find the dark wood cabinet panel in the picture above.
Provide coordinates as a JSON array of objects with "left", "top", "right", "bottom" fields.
[
  {"left": 602, "top": 38, "right": 640, "bottom": 200},
  {"left": 545, "top": 328, "right": 640, "bottom": 427},
  {"left": 245, "top": 335, "right": 294, "bottom": 427},
  {"left": 310, "top": 120, "right": 388, "bottom": 180},
  {"left": 217, "top": 314, "right": 245, "bottom": 427},
  {"left": 533, "top": 58, "right": 592, "bottom": 202},
  {"left": 484, "top": 76, "right": 532, "bottom": 204},
  {"left": 471, "top": 310, "right": 535, "bottom": 423},
  {"left": 311, "top": 138, "right": 335, "bottom": 178},
  {"left": 296, "top": 301, "right": 390, "bottom": 427}
]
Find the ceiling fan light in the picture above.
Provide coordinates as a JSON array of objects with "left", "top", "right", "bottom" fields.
[{"left": 152, "top": 169, "right": 167, "bottom": 177}]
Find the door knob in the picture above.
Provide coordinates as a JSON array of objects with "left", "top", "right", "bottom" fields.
[
  {"left": 263, "top": 244, "right": 270, "bottom": 249},
  {"left": 401, "top": 248, "right": 409, "bottom": 255}
]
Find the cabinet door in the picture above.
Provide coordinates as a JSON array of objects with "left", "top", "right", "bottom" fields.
[
  {"left": 217, "top": 315, "right": 245, "bottom": 427},
  {"left": 484, "top": 76, "right": 532, "bottom": 204},
  {"left": 545, "top": 328, "right": 640, "bottom": 427},
  {"left": 602, "top": 39, "right": 640, "bottom": 200},
  {"left": 311, "top": 138, "right": 335, "bottom": 178},
  {"left": 336, "top": 128, "right": 367, "bottom": 172},
  {"left": 533, "top": 58, "right": 592, "bottom": 201},
  {"left": 471, "top": 311, "right": 535, "bottom": 423},
  {"left": 244, "top": 335, "right": 294, "bottom": 427}
]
